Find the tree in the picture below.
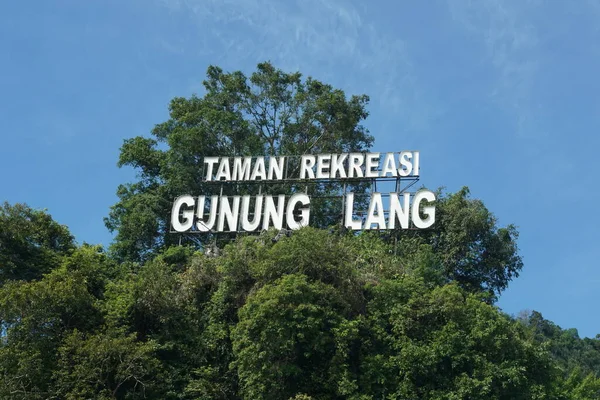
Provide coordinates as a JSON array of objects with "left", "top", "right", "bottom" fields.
[
  {"left": 561, "top": 368, "right": 600, "bottom": 400},
  {"left": 3, "top": 59, "right": 577, "bottom": 398},
  {"left": 104, "top": 62, "right": 522, "bottom": 300},
  {"left": 399, "top": 187, "right": 523, "bottom": 298},
  {"left": 0, "top": 202, "right": 75, "bottom": 284},
  {"left": 231, "top": 274, "right": 351, "bottom": 400},
  {"left": 53, "top": 330, "right": 160, "bottom": 400},
  {"left": 0, "top": 252, "right": 103, "bottom": 398},
  {"left": 519, "top": 310, "right": 600, "bottom": 380},
  {"left": 359, "top": 279, "right": 557, "bottom": 399},
  {"left": 105, "top": 62, "right": 373, "bottom": 262},
  {"left": 0, "top": 223, "right": 580, "bottom": 399}
]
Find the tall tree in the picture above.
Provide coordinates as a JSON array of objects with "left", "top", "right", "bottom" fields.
[
  {"left": 105, "top": 62, "right": 373, "bottom": 262},
  {"left": 0, "top": 202, "right": 75, "bottom": 284},
  {"left": 399, "top": 187, "right": 523, "bottom": 298}
]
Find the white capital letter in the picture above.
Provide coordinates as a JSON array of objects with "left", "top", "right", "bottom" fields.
[
  {"left": 263, "top": 195, "right": 285, "bottom": 230},
  {"left": 251, "top": 157, "right": 267, "bottom": 180},
  {"left": 365, "top": 153, "right": 380, "bottom": 178},
  {"left": 287, "top": 194, "right": 311, "bottom": 230},
  {"left": 300, "top": 155, "right": 316, "bottom": 179},
  {"left": 330, "top": 154, "right": 348, "bottom": 178},
  {"left": 316, "top": 154, "right": 331, "bottom": 179},
  {"left": 344, "top": 192, "right": 362, "bottom": 230},
  {"left": 232, "top": 157, "right": 252, "bottom": 181},
  {"left": 204, "top": 157, "right": 219, "bottom": 181},
  {"left": 398, "top": 152, "right": 413, "bottom": 177},
  {"left": 240, "top": 195, "right": 263, "bottom": 231},
  {"left": 195, "top": 195, "right": 218, "bottom": 232},
  {"left": 171, "top": 195, "right": 195, "bottom": 232},
  {"left": 389, "top": 193, "right": 410, "bottom": 229},
  {"left": 215, "top": 158, "right": 231, "bottom": 181},
  {"left": 382, "top": 153, "right": 398, "bottom": 177},
  {"left": 412, "top": 190, "right": 435, "bottom": 228},
  {"left": 268, "top": 156, "right": 285, "bottom": 180},
  {"left": 349, "top": 153, "right": 364, "bottom": 178},
  {"left": 217, "top": 196, "right": 241, "bottom": 231},
  {"left": 365, "top": 193, "right": 386, "bottom": 229}
]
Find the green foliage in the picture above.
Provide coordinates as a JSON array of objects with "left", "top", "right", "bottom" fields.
[
  {"left": 232, "top": 274, "right": 350, "bottom": 399},
  {"left": 105, "top": 62, "right": 373, "bottom": 262},
  {"left": 561, "top": 368, "right": 600, "bottom": 399},
  {"left": 0, "top": 215, "right": 593, "bottom": 399},
  {"left": 0, "top": 62, "right": 592, "bottom": 398},
  {"left": 402, "top": 187, "right": 524, "bottom": 298},
  {"left": 0, "top": 251, "right": 104, "bottom": 398},
  {"left": 361, "top": 281, "right": 555, "bottom": 399},
  {"left": 53, "top": 330, "right": 160, "bottom": 400},
  {"left": 0, "top": 202, "right": 75, "bottom": 284},
  {"left": 518, "top": 311, "right": 600, "bottom": 388}
]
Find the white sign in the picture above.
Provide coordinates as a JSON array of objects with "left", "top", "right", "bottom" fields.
[{"left": 171, "top": 152, "right": 435, "bottom": 233}]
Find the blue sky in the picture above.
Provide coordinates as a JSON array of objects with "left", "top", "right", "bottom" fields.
[{"left": 2, "top": 0, "right": 599, "bottom": 336}]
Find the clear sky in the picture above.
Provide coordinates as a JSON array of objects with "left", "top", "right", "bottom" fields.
[{"left": 2, "top": 1, "right": 599, "bottom": 337}]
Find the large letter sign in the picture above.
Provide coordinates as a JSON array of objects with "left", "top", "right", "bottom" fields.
[{"left": 170, "top": 151, "right": 436, "bottom": 233}]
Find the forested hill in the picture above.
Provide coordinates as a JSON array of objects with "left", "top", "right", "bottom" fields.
[
  {"left": 2, "top": 63, "right": 599, "bottom": 399},
  {"left": 1, "top": 199, "right": 599, "bottom": 399}
]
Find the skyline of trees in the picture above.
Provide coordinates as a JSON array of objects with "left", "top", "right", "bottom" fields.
[{"left": 1, "top": 62, "right": 597, "bottom": 399}]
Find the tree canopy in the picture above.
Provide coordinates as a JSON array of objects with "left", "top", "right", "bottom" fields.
[
  {"left": 1, "top": 62, "right": 596, "bottom": 399},
  {"left": 1, "top": 227, "right": 598, "bottom": 399},
  {"left": 0, "top": 202, "right": 75, "bottom": 285},
  {"left": 105, "top": 62, "right": 522, "bottom": 298},
  {"left": 399, "top": 187, "right": 523, "bottom": 298},
  {"left": 105, "top": 62, "right": 373, "bottom": 263}
]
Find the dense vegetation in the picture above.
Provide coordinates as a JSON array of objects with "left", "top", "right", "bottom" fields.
[
  {"left": 1, "top": 63, "right": 598, "bottom": 399},
  {"left": 1, "top": 204, "right": 599, "bottom": 399}
]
